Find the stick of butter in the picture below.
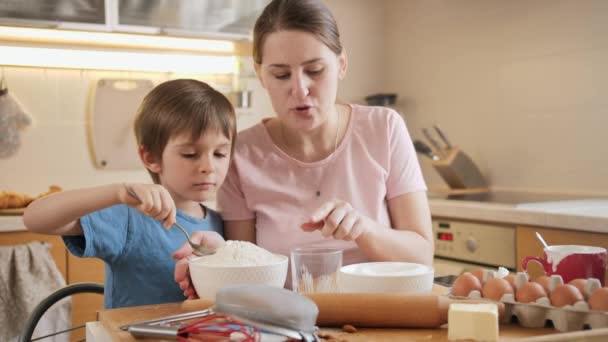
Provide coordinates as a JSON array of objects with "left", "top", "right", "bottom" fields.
[{"left": 448, "top": 303, "right": 499, "bottom": 341}]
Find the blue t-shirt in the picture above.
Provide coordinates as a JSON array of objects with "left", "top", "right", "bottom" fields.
[{"left": 63, "top": 204, "right": 223, "bottom": 309}]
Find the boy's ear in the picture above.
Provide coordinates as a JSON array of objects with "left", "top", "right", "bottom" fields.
[
  {"left": 254, "top": 63, "right": 266, "bottom": 88},
  {"left": 138, "top": 146, "right": 162, "bottom": 173}
]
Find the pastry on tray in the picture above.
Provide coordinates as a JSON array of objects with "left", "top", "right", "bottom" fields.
[{"left": 0, "top": 185, "right": 62, "bottom": 209}]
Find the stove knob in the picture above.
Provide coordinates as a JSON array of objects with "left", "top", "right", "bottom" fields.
[{"left": 465, "top": 237, "right": 478, "bottom": 253}]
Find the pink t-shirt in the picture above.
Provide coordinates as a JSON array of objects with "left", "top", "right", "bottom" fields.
[{"left": 217, "top": 104, "right": 427, "bottom": 266}]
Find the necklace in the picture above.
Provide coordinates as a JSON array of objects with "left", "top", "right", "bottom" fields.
[{"left": 280, "top": 108, "right": 341, "bottom": 197}]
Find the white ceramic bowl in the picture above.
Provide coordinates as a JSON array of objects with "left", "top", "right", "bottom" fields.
[
  {"left": 339, "top": 262, "right": 434, "bottom": 294},
  {"left": 189, "top": 254, "right": 288, "bottom": 300}
]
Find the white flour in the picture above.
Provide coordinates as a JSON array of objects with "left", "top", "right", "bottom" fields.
[{"left": 195, "top": 240, "right": 282, "bottom": 266}]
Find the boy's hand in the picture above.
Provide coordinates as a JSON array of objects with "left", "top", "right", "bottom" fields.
[
  {"left": 119, "top": 183, "right": 176, "bottom": 229},
  {"left": 301, "top": 199, "right": 369, "bottom": 241},
  {"left": 172, "top": 231, "right": 225, "bottom": 299}
]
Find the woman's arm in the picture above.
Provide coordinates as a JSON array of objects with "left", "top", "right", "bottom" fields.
[
  {"left": 355, "top": 191, "right": 434, "bottom": 265},
  {"left": 301, "top": 191, "right": 434, "bottom": 266}
]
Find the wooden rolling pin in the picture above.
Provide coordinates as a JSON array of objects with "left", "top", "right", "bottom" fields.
[{"left": 305, "top": 293, "right": 504, "bottom": 328}]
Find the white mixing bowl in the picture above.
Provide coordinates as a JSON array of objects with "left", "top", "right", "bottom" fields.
[
  {"left": 189, "top": 254, "right": 288, "bottom": 300},
  {"left": 339, "top": 262, "right": 434, "bottom": 294}
]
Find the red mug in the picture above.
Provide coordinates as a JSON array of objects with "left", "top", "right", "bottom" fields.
[{"left": 522, "top": 245, "right": 607, "bottom": 286}]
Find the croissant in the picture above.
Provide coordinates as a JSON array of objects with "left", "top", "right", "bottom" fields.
[
  {"left": 0, "top": 185, "right": 63, "bottom": 209},
  {"left": 0, "top": 191, "right": 34, "bottom": 209},
  {"left": 36, "top": 185, "right": 63, "bottom": 199}
]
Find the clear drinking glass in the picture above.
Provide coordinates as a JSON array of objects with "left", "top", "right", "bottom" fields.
[{"left": 290, "top": 247, "right": 343, "bottom": 294}]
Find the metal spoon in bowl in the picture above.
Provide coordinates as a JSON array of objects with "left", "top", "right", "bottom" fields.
[
  {"left": 123, "top": 184, "right": 215, "bottom": 256},
  {"left": 172, "top": 221, "right": 215, "bottom": 256},
  {"left": 535, "top": 231, "right": 549, "bottom": 249}
]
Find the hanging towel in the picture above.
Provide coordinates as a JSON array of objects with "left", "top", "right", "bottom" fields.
[
  {"left": 0, "top": 90, "right": 31, "bottom": 158},
  {"left": 0, "top": 241, "right": 70, "bottom": 342}
]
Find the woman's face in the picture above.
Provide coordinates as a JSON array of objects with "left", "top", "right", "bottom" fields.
[{"left": 256, "top": 30, "right": 347, "bottom": 132}]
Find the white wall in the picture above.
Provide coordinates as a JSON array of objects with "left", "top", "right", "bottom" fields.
[
  {"left": 383, "top": 0, "right": 608, "bottom": 195},
  {"left": 326, "top": 0, "right": 387, "bottom": 103}
]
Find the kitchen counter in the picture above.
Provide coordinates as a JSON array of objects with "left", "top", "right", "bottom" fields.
[
  {"left": 429, "top": 198, "right": 608, "bottom": 233},
  {"left": 86, "top": 290, "right": 608, "bottom": 342},
  {"left": 0, "top": 215, "right": 25, "bottom": 232},
  {"left": 3, "top": 197, "right": 607, "bottom": 234}
]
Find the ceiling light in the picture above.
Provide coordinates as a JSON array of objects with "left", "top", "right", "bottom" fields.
[
  {"left": 0, "top": 26, "right": 235, "bottom": 53},
  {"left": 0, "top": 46, "right": 236, "bottom": 74}
]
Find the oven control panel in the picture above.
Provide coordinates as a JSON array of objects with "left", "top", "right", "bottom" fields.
[{"left": 432, "top": 219, "right": 516, "bottom": 269}]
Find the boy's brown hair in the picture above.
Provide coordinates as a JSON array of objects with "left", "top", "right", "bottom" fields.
[{"left": 134, "top": 79, "right": 236, "bottom": 184}]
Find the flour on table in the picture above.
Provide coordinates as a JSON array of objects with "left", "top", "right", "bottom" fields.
[{"left": 195, "top": 240, "right": 282, "bottom": 266}]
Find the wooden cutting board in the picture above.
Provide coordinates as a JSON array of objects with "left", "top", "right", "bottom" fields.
[{"left": 89, "top": 79, "right": 154, "bottom": 169}]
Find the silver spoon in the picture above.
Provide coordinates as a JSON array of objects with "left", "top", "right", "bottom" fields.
[
  {"left": 123, "top": 184, "right": 215, "bottom": 256},
  {"left": 535, "top": 231, "right": 549, "bottom": 249},
  {"left": 172, "top": 221, "right": 215, "bottom": 256}
]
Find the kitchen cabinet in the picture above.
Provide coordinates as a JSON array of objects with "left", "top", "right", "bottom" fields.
[
  {"left": 0, "top": 0, "right": 269, "bottom": 40},
  {"left": 0, "top": 230, "right": 104, "bottom": 342},
  {"left": 117, "top": 0, "right": 269, "bottom": 38},
  {"left": 0, "top": 0, "right": 108, "bottom": 30},
  {"left": 516, "top": 225, "right": 608, "bottom": 284},
  {"left": 68, "top": 253, "right": 104, "bottom": 342},
  {"left": 0, "top": 231, "right": 67, "bottom": 279}
]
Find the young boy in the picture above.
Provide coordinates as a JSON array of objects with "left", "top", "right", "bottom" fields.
[{"left": 24, "top": 79, "right": 235, "bottom": 308}]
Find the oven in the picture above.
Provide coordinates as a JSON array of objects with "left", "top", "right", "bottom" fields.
[{"left": 432, "top": 218, "right": 516, "bottom": 280}]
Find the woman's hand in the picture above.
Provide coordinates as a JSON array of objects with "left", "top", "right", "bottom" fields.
[
  {"left": 301, "top": 199, "right": 369, "bottom": 241},
  {"left": 172, "top": 231, "right": 226, "bottom": 299},
  {"left": 119, "top": 183, "right": 176, "bottom": 229}
]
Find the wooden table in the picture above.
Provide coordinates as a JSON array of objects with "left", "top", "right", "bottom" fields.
[{"left": 86, "top": 285, "right": 608, "bottom": 341}]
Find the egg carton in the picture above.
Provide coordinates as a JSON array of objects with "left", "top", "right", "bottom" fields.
[{"left": 450, "top": 269, "right": 608, "bottom": 332}]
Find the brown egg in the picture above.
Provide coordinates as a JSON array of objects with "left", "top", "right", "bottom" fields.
[
  {"left": 568, "top": 278, "right": 588, "bottom": 296},
  {"left": 470, "top": 269, "right": 485, "bottom": 283},
  {"left": 482, "top": 278, "right": 514, "bottom": 301},
  {"left": 588, "top": 287, "right": 608, "bottom": 311},
  {"left": 515, "top": 281, "right": 547, "bottom": 303},
  {"left": 504, "top": 273, "right": 517, "bottom": 289},
  {"left": 550, "top": 284, "right": 584, "bottom": 307},
  {"left": 532, "top": 275, "right": 551, "bottom": 293},
  {"left": 451, "top": 272, "right": 482, "bottom": 297}
]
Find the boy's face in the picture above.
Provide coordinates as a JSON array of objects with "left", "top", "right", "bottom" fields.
[{"left": 152, "top": 129, "right": 232, "bottom": 206}]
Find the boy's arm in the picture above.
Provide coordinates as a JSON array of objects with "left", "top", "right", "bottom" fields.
[{"left": 23, "top": 184, "right": 137, "bottom": 236}]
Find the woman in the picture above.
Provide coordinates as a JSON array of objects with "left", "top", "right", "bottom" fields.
[{"left": 174, "top": 0, "right": 433, "bottom": 297}]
